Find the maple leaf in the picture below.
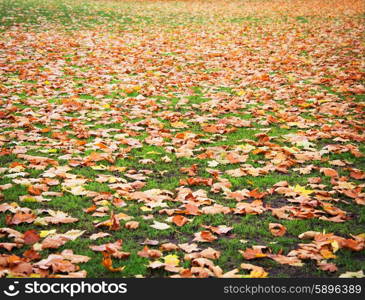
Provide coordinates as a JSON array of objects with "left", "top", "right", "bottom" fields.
[
  {"left": 339, "top": 270, "right": 364, "bottom": 278},
  {"left": 178, "top": 243, "right": 201, "bottom": 253},
  {"left": 0, "top": 0, "right": 364, "bottom": 280},
  {"left": 102, "top": 252, "right": 125, "bottom": 273},
  {"left": 202, "top": 225, "right": 232, "bottom": 235},
  {"left": 125, "top": 221, "right": 139, "bottom": 230},
  {"left": 199, "top": 248, "right": 221, "bottom": 260},
  {"left": 150, "top": 221, "right": 170, "bottom": 230},
  {"left": 23, "top": 249, "right": 41, "bottom": 261},
  {"left": 268, "top": 254, "right": 303, "bottom": 267},
  {"left": 19, "top": 195, "right": 50, "bottom": 203},
  {"left": 248, "top": 189, "right": 267, "bottom": 199},
  {"left": 94, "top": 211, "right": 121, "bottom": 230},
  {"left": 89, "top": 232, "right": 111, "bottom": 240},
  {"left": 23, "top": 230, "right": 40, "bottom": 245},
  {"left": 137, "top": 246, "right": 162, "bottom": 259},
  {"left": 0, "top": 243, "right": 22, "bottom": 251},
  {"left": 239, "top": 247, "right": 267, "bottom": 260},
  {"left": 160, "top": 243, "right": 179, "bottom": 252},
  {"left": 240, "top": 263, "right": 268, "bottom": 278},
  {"left": 171, "top": 215, "right": 189, "bottom": 227},
  {"left": 40, "top": 230, "right": 84, "bottom": 250},
  {"left": 193, "top": 231, "right": 217, "bottom": 243},
  {"left": 60, "top": 250, "right": 90, "bottom": 264},
  {"left": 349, "top": 169, "right": 365, "bottom": 180},
  {"left": 6, "top": 212, "right": 36, "bottom": 225},
  {"left": 269, "top": 223, "right": 287, "bottom": 237},
  {"left": 320, "top": 168, "right": 339, "bottom": 177},
  {"left": 292, "top": 184, "right": 314, "bottom": 196},
  {"left": 164, "top": 255, "right": 180, "bottom": 267}
]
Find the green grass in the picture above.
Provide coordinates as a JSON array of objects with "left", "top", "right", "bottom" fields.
[{"left": 0, "top": 0, "right": 364, "bottom": 278}]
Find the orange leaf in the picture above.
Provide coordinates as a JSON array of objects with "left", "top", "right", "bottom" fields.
[
  {"left": 102, "top": 252, "right": 125, "bottom": 272},
  {"left": 269, "top": 223, "right": 287, "bottom": 237},
  {"left": 172, "top": 215, "right": 189, "bottom": 227},
  {"left": 193, "top": 231, "right": 217, "bottom": 242},
  {"left": 109, "top": 211, "right": 121, "bottom": 231},
  {"left": 320, "top": 168, "right": 338, "bottom": 177},
  {"left": 6, "top": 212, "right": 36, "bottom": 225},
  {"left": 239, "top": 247, "right": 267, "bottom": 260},
  {"left": 23, "top": 229, "right": 40, "bottom": 245},
  {"left": 248, "top": 189, "right": 267, "bottom": 199},
  {"left": 28, "top": 185, "right": 42, "bottom": 196},
  {"left": 350, "top": 170, "right": 365, "bottom": 180}
]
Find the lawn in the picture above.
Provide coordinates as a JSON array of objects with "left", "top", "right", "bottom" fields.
[{"left": 0, "top": 0, "right": 364, "bottom": 278}]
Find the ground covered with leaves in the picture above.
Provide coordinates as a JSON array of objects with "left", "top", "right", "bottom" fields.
[{"left": 0, "top": 0, "right": 364, "bottom": 278}]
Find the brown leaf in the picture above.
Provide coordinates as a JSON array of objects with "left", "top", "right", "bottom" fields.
[
  {"left": 193, "top": 231, "right": 217, "bottom": 243},
  {"left": 109, "top": 211, "right": 121, "bottom": 231},
  {"left": 23, "top": 249, "right": 41, "bottom": 261},
  {"left": 350, "top": 170, "right": 365, "bottom": 180},
  {"left": 41, "top": 236, "right": 70, "bottom": 249},
  {"left": 137, "top": 246, "right": 162, "bottom": 259},
  {"left": 199, "top": 247, "right": 221, "bottom": 260},
  {"left": 60, "top": 250, "right": 90, "bottom": 264},
  {"left": 239, "top": 247, "right": 267, "bottom": 260},
  {"left": 184, "top": 203, "right": 201, "bottom": 216},
  {"left": 202, "top": 225, "right": 233, "bottom": 235},
  {"left": 0, "top": 243, "right": 21, "bottom": 251},
  {"left": 320, "top": 168, "right": 339, "bottom": 177},
  {"left": 160, "top": 243, "right": 179, "bottom": 252},
  {"left": 172, "top": 215, "right": 189, "bottom": 227},
  {"left": 267, "top": 254, "right": 303, "bottom": 266},
  {"left": 6, "top": 212, "right": 36, "bottom": 225},
  {"left": 178, "top": 243, "right": 201, "bottom": 253},
  {"left": 125, "top": 221, "right": 139, "bottom": 230},
  {"left": 11, "top": 262, "right": 33, "bottom": 275},
  {"left": 248, "top": 189, "right": 267, "bottom": 199},
  {"left": 89, "top": 232, "right": 111, "bottom": 240},
  {"left": 240, "top": 263, "right": 268, "bottom": 278},
  {"left": 28, "top": 185, "right": 42, "bottom": 196},
  {"left": 269, "top": 223, "right": 287, "bottom": 237},
  {"left": 23, "top": 229, "right": 40, "bottom": 245}
]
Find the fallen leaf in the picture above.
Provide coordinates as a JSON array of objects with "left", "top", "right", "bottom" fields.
[
  {"left": 269, "top": 223, "right": 287, "bottom": 237},
  {"left": 102, "top": 252, "right": 125, "bottom": 272},
  {"left": 150, "top": 221, "right": 170, "bottom": 230}
]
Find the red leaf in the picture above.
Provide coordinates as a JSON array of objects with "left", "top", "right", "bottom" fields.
[{"left": 23, "top": 230, "right": 40, "bottom": 245}]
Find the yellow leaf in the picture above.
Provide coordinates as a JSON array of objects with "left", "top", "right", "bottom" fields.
[
  {"left": 32, "top": 243, "right": 42, "bottom": 251},
  {"left": 248, "top": 270, "right": 268, "bottom": 278},
  {"left": 331, "top": 240, "right": 340, "bottom": 253},
  {"left": 292, "top": 184, "right": 313, "bottom": 196},
  {"left": 39, "top": 229, "right": 56, "bottom": 238},
  {"left": 255, "top": 253, "right": 267, "bottom": 258},
  {"left": 146, "top": 151, "right": 161, "bottom": 155},
  {"left": 356, "top": 233, "right": 365, "bottom": 239},
  {"left": 108, "top": 177, "right": 117, "bottom": 183},
  {"left": 339, "top": 270, "right": 364, "bottom": 278},
  {"left": 98, "top": 200, "right": 110, "bottom": 206},
  {"left": 320, "top": 249, "right": 336, "bottom": 259},
  {"left": 170, "top": 121, "right": 187, "bottom": 128},
  {"left": 140, "top": 206, "right": 152, "bottom": 212},
  {"left": 91, "top": 165, "right": 108, "bottom": 170},
  {"left": 164, "top": 254, "right": 179, "bottom": 266}
]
